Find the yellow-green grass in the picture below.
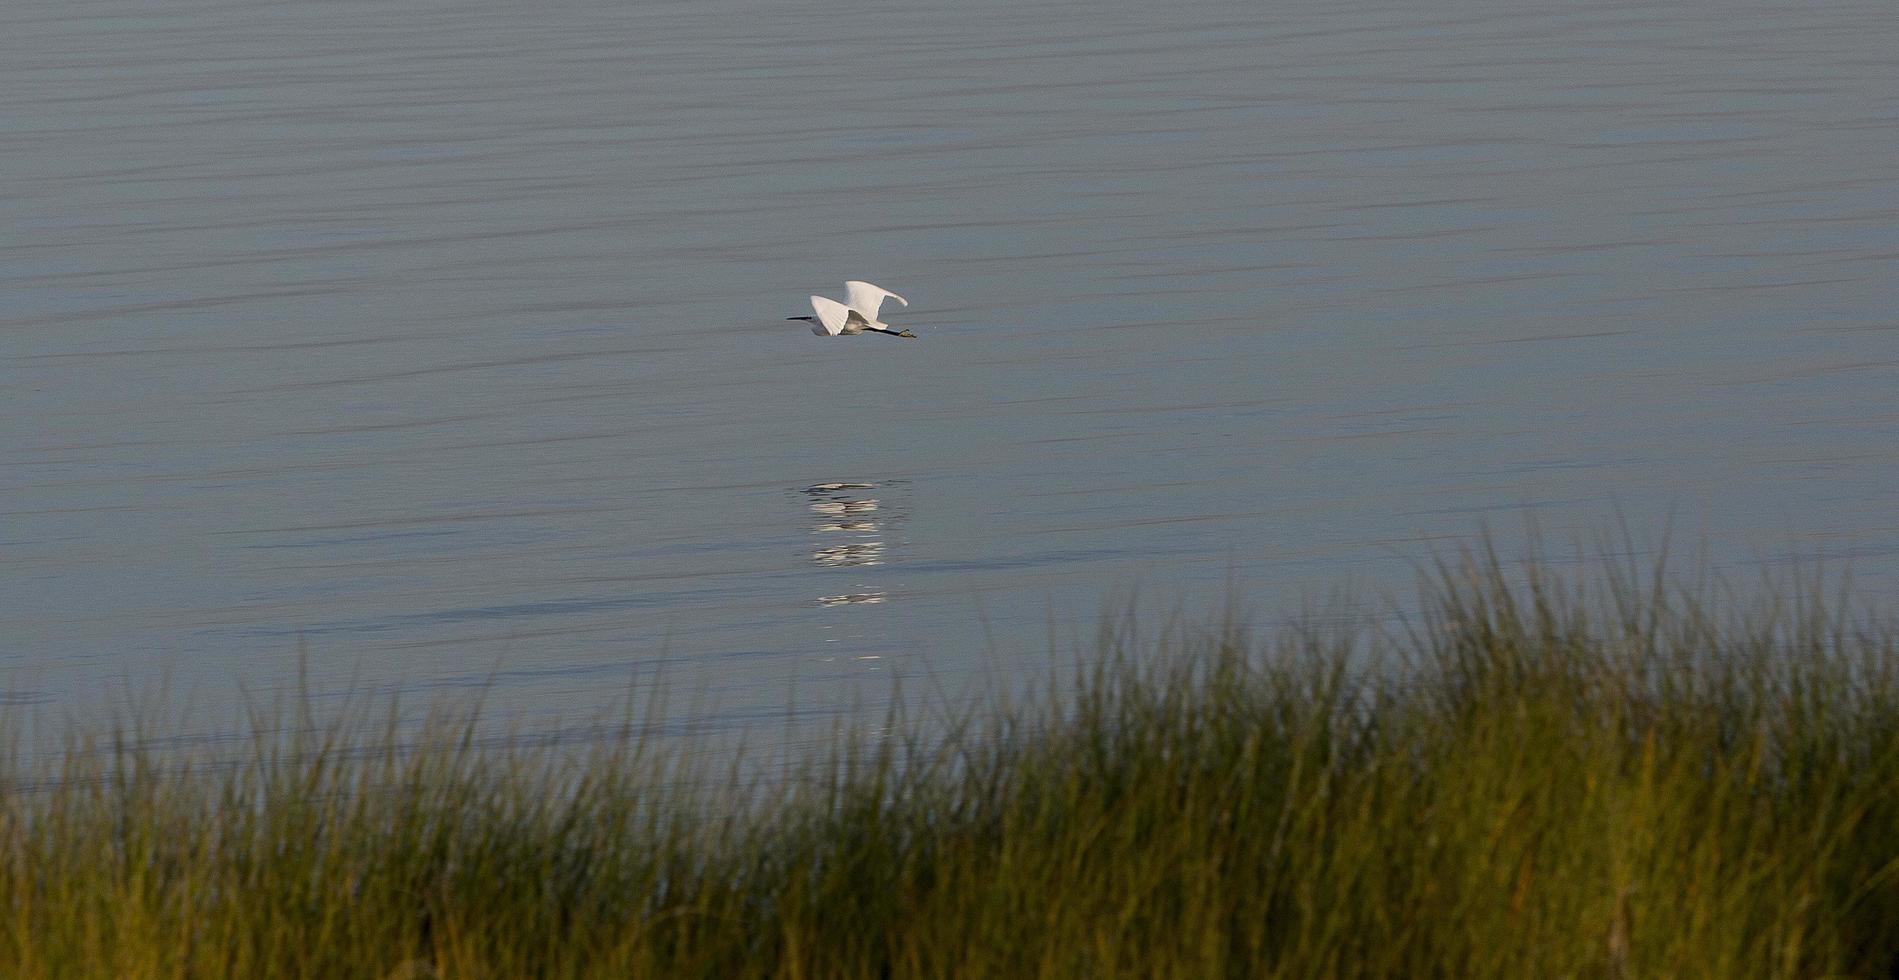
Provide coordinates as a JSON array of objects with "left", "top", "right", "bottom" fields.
[{"left": 5, "top": 548, "right": 1898, "bottom": 977}]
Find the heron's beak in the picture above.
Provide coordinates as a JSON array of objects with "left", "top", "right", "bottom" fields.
[{"left": 787, "top": 316, "right": 813, "bottom": 321}]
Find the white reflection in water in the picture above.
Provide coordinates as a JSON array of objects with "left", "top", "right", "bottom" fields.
[
  {"left": 818, "top": 593, "right": 888, "bottom": 607},
  {"left": 813, "top": 542, "right": 883, "bottom": 568},
  {"left": 816, "top": 521, "right": 879, "bottom": 533},
  {"left": 802, "top": 482, "right": 906, "bottom": 605},
  {"left": 809, "top": 500, "right": 878, "bottom": 516}
]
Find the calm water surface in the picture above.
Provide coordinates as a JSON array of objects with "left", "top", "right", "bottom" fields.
[{"left": 5, "top": 0, "right": 1897, "bottom": 741}]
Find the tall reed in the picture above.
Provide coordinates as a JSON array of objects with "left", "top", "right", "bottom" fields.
[{"left": 3, "top": 547, "right": 1896, "bottom": 977}]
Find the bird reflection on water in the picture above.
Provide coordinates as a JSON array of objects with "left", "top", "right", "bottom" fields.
[
  {"left": 813, "top": 541, "right": 883, "bottom": 568},
  {"left": 804, "top": 482, "right": 904, "bottom": 606},
  {"left": 817, "top": 593, "right": 886, "bottom": 607}
]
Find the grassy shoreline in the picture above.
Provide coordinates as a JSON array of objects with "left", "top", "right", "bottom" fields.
[{"left": 6, "top": 550, "right": 1899, "bottom": 977}]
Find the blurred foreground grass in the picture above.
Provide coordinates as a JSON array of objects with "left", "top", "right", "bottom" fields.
[{"left": 5, "top": 546, "right": 1898, "bottom": 978}]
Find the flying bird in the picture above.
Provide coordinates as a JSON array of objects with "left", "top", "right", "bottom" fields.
[{"left": 789, "top": 281, "right": 915, "bottom": 338}]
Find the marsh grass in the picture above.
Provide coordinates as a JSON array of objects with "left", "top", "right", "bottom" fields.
[{"left": 4, "top": 546, "right": 1899, "bottom": 977}]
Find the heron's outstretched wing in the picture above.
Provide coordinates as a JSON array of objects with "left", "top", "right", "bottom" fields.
[
  {"left": 845, "top": 281, "right": 908, "bottom": 321},
  {"left": 809, "top": 295, "right": 852, "bottom": 336}
]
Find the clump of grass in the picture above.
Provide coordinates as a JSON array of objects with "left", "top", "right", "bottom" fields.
[{"left": 3, "top": 545, "right": 1898, "bottom": 977}]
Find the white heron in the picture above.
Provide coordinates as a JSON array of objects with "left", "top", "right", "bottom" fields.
[{"left": 788, "top": 281, "right": 915, "bottom": 338}]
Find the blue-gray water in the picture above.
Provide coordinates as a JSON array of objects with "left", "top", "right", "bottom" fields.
[{"left": 5, "top": 0, "right": 1897, "bottom": 741}]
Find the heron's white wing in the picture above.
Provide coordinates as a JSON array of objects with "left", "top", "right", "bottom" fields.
[
  {"left": 809, "top": 295, "right": 852, "bottom": 336},
  {"left": 845, "top": 281, "right": 907, "bottom": 321}
]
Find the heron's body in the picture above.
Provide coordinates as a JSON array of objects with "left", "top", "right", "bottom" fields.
[{"left": 788, "top": 281, "right": 915, "bottom": 338}]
